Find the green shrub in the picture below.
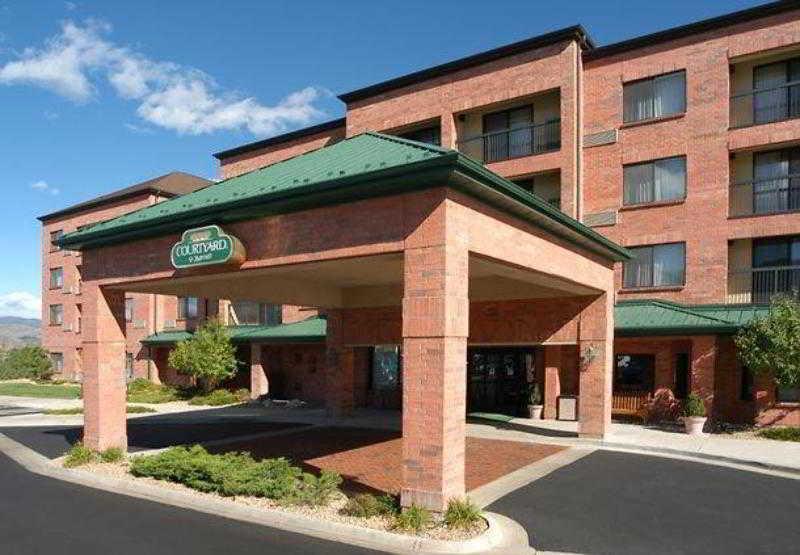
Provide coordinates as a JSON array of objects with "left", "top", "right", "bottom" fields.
[
  {"left": 187, "top": 388, "right": 248, "bottom": 406},
  {"left": 0, "top": 346, "right": 53, "bottom": 381},
  {"left": 342, "top": 493, "right": 399, "bottom": 518},
  {"left": 0, "top": 366, "right": 36, "bottom": 380},
  {"left": 99, "top": 447, "right": 125, "bottom": 463},
  {"left": 168, "top": 319, "right": 237, "bottom": 392},
  {"left": 130, "top": 445, "right": 306, "bottom": 500},
  {"left": 393, "top": 505, "right": 432, "bottom": 533},
  {"left": 757, "top": 427, "right": 800, "bottom": 442},
  {"left": 682, "top": 393, "right": 706, "bottom": 417},
  {"left": 126, "top": 405, "right": 157, "bottom": 414},
  {"left": 288, "top": 470, "right": 343, "bottom": 507},
  {"left": 126, "top": 379, "right": 182, "bottom": 404},
  {"left": 63, "top": 442, "right": 97, "bottom": 468},
  {"left": 444, "top": 497, "right": 482, "bottom": 530}
]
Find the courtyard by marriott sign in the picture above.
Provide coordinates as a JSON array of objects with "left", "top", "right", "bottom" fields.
[{"left": 170, "top": 225, "right": 246, "bottom": 269}]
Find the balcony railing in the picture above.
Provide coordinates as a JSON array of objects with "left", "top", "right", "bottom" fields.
[
  {"left": 730, "top": 80, "right": 800, "bottom": 128},
  {"left": 728, "top": 265, "right": 800, "bottom": 304},
  {"left": 457, "top": 120, "right": 560, "bottom": 164},
  {"left": 730, "top": 173, "right": 800, "bottom": 216}
]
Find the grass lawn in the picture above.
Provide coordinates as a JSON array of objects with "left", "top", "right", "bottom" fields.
[
  {"left": 757, "top": 427, "right": 800, "bottom": 442},
  {"left": 0, "top": 381, "right": 81, "bottom": 399}
]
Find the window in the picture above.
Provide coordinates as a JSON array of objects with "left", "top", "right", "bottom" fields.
[
  {"left": 483, "top": 105, "right": 533, "bottom": 162},
  {"left": 49, "top": 352, "right": 64, "bottom": 373},
  {"left": 753, "top": 57, "right": 800, "bottom": 124},
  {"left": 777, "top": 385, "right": 800, "bottom": 403},
  {"left": 623, "top": 71, "right": 686, "bottom": 123},
  {"left": 752, "top": 148, "right": 800, "bottom": 214},
  {"left": 124, "top": 298, "right": 134, "bottom": 323},
  {"left": 397, "top": 125, "right": 441, "bottom": 146},
  {"left": 740, "top": 367, "right": 754, "bottom": 402},
  {"left": 125, "top": 352, "right": 134, "bottom": 381},
  {"left": 228, "top": 301, "right": 282, "bottom": 326},
  {"left": 50, "top": 230, "right": 64, "bottom": 252},
  {"left": 49, "top": 304, "right": 63, "bottom": 326},
  {"left": 623, "top": 156, "right": 686, "bottom": 205},
  {"left": 49, "top": 267, "right": 64, "bottom": 289},
  {"left": 177, "top": 297, "right": 199, "bottom": 320},
  {"left": 614, "top": 354, "right": 655, "bottom": 392},
  {"left": 370, "top": 345, "right": 401, "bottom": 391},
  {"left": 513, "top": 174, "right": 561, "bottom": 210},
  {"left": 623, "top": 243, "right": 686, "bottom": 288}
]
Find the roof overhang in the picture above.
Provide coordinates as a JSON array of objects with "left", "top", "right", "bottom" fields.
[{"left": 58, "top": 146, "right": 629, "bottom": 263}]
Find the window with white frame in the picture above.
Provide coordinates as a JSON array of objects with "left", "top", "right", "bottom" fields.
[
  {"left": 623, "top": 243, "right": 686, "bottom": 288},
  {"left": 49, "top": 352, "right": 64, "bottom": 373},
  {"left": 177, "top": 296, "right": 199, "bottom": 319},
  {"left": 49, "top": 267, "right": 64, "bottom": 289},
  {"left": 623, "top": 71, "right": 686, "bottom": 123},
  {"left": 623, "top": 156, "right": 686, "bottom": 205}
]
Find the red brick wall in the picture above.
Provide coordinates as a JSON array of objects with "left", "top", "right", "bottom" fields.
[
  {"left": 260, "top": 344, "right": 326, "bottom": 403},
  {"left": 583, "top": 8, "right": 800, "bottom": 304},
  {"left": 218, "top": 126, "right": 346, "bottom": 180}
]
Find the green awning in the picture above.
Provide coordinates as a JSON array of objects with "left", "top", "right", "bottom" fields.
[
  {"left": 615, "top": 300, "right": 769, "bottom": 336},
  {"left": 141, "top": 317, "right": 327, "bottom": 346},
  {"left": 57, "top": 132, "right": 629, "bottom": 262}
]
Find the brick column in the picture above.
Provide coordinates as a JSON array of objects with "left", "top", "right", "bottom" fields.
[
  {"left": 82, "top": 283, "right": 127, "bottom": 451},
  {"left": 401, "top": 209, "right": 469, "bottom": 511},
  {"left": 250, "top": 344, "right": 268, "bottom": 400},
  {"left": 325, "top": 310, "right": 356, "bottom": 416},
  {"left": 690, "top": 335, "right": 717, "bottom": 418},
  {"left": 578, "top": 292, "right": 613, "bottom": 438},
  {"left": 543, "top": 345, "right": 561, "bottom": 420}
]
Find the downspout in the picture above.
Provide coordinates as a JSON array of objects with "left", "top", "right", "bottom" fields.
[{"left": 575, "top": 40, "right": 584, "bottom": 221}]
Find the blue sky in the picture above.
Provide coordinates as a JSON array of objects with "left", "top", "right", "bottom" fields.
[{"left": 0, "top": 0, "right": 765, "bottom": 318}]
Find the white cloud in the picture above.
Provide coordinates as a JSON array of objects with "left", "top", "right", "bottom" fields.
[
  {"left": 43, "top": 110, "right": 59, "bottom": 120},
  {"left": 30, "top": 180, "right": 60, "bottom": 195},
  {"left": 0, "top": 292, "right": 40, "bottom": 319},
  {"left": 0, "top": 20, "right": 325, "bottom": 136},
  {"left": 64, "top": 1, "right": 77, "bottom": 11}
]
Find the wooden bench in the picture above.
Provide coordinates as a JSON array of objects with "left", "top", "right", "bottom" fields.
[{"left": 612, "top": 391, "right": 652, "bottom": 420}]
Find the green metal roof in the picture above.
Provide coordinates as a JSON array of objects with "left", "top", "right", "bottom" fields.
[
  {"left": 615, "top": 300, "right": 769, "bottom": 336},
  {"left": 141, "top": 317, "right": 327, "bottom": 346},
  {"left": 57, "top": 132, "right": 629, "bottom": 261}
]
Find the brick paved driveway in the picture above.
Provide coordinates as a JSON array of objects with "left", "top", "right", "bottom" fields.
[{"left": 208, "top": 426, "right": 565, "bottom": 495}]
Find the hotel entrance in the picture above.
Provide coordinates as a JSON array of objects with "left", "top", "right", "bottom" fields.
[{"left": 467, "top": 347, "right": 535, "bottom": 416}]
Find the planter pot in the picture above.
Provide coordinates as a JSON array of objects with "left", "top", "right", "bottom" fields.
[
  {"left": 683, "top": 416, "right": 707, "bottom": 435},
  {"left": 528, "top": 404, "right": 543, "bottom": 420}
]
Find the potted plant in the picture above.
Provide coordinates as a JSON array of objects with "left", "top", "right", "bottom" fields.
[
  {"left": 526, "top": 382, "right": 544, "bottom": 420},
  {"left": 682, "top": 393, "right": 707, "bottom": 435}
]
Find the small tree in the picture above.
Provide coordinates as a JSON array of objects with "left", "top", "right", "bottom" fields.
[
  {"left": 168, "top": 319, "right": 237, "bottom": 392},
  {"left": 4, "top": 345, "right": 53, "bottom": 380},
  {"left": 735, "top": 296, "right": 800, "bottom": 391}
]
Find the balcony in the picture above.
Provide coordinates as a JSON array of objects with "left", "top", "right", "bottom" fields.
[
  {"left": 457, "top": 120, "right": 560, "bottom": 164},
  {"left": 730, "top": 80, "right": 800, "bottom": 129},
  {"left": 730, "top": 172, "right": 800, "bottom": 217},
  {"left": 728, "top": 265, "right": 800, "bottom": 304}
]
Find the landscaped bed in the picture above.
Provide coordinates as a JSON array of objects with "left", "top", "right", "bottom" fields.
[
  {"left": 757, "top": 427, "right": 800, "bottom": 442},
  {"left": 44, "top": 405, "right": 156, "bottom": 415},
  {"left": 61, "top": 444, "right": 487, "bottom": 541},
  {"left": 125, "top": 379, "right": 249, "bottom": 407}
]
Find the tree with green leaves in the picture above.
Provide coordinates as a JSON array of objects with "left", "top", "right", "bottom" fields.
[
  {"left": 168, "top": 319, "right": 237, "bottom": 392},
  {"left": 2, "top": 345, "right": 53, "bottom": 380},
  {"left": 735, "top": 296, "right": 800, "bottom": 391}
]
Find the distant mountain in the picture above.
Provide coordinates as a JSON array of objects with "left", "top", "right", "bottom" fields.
[{"left": 0, "top": 317, "right": 41, "bottom": 348}]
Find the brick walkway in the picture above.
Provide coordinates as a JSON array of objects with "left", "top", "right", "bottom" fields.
[{"left": 208, "top": 426, "right": 566, "bottom": 495}]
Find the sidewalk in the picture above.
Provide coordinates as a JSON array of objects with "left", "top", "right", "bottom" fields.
[{"left": 466, "top": 417, "right": 800, "bottom": 474}]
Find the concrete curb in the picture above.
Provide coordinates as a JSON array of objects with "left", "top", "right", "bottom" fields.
[{"left": 0, "top": 433, "right": 532, "bottom": 555}]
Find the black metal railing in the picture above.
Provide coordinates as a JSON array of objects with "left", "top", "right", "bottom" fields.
[
  {"left": 457, "top": 120, "right": 560, "bottom": 163},
  {"left": 730, "top": 172, "right": 800, "bottom": 216},
  {"left": 728, "top": 265, "right": 800, "bottom": 304},
  {"left": 730, "top": 80, "right": 800, "bottom": 128}
]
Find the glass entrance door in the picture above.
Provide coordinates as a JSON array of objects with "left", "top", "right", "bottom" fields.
[{"left": 467, "top": 347, "right": 534, "bottom": 416}]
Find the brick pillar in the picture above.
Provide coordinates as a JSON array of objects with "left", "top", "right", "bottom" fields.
[
  {"left": 250, "top": 344, "right": 268, "bottom": 400},
  {"left": 578, "top": 292, "right": 613, "bottom": 438},
  {"left": 543, "top": 345, "right": 561, "bottom": 420},
  {"left": 325, "top": 310, "right": 355, "bottom": 416},
  {"left": 82, "top": 283, "right": 127, "bottom": 451},
  {"left": 690, "top": 335, "right": 717, "bottom": 418},
  {"left": 401, "top": 209, "right": 469, "bottom": 511}
]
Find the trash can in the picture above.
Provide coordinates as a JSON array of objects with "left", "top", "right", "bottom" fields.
[{"left": 557, "top": 395, "right": 578, "bottom": 421}]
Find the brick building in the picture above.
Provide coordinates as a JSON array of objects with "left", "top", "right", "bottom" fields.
[{"left": 44, "top": 0, "right": 800, "bottom": 510}]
